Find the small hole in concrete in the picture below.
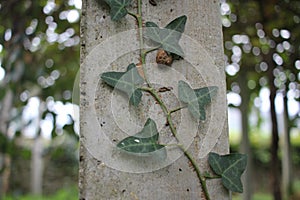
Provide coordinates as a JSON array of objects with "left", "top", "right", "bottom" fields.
[
  {"left": 179, "top": 168, "right": 182, "bottom": 172},
  {"left": 103, "top": 15, "right": 106, "bottom": 19},
  {"left": 187, "top": 188, "right": 190, "bottom": 192},
  {"left": 80, "top": 156, "right": 84, "bottom": 162},
  {"left": 170, "top": 9, "right": 173, "bottom": 12},
  {"left": 122, "top": 189, "right": 126, "bottom": 193}
]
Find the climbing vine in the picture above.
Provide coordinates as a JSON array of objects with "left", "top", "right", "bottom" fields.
[{"left": 100, "top": 0, "right": 247, "bottom": 199}]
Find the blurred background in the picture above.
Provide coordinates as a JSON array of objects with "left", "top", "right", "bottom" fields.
[
  {"left": 0, "top": 0, "right": 299, "bottom": 200},
  {"left": 0, "top": 0, "right": 80, "bottom": 199},
  {"left": 221, "top": 1, "right": 300, "bottom": 200}
]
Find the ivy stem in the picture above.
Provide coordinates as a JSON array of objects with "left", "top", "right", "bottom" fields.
[
  {"left": 128, "top": 8, "right": 151, "bottom": 87},
  {"left": 129, "top": 1, "right": 153, "bottom": 87},
  {"left": 127, "top": 0, "right": 143, "bottom": 57},
  {"left": 169, "top": 106, "right": 187, "bottom": 114},
  {"left": 127, "top": 11, "right": 138, "bottom": 19},
  {"left": 137, "top": 0, "right": 142, "bottom": 17},
  {"left": 204, "top": 174, "right": 222, "bottom": 179},
  {"left": 140, "top": 87, "right": 169, "bottom": 115},
  {"left": 140, "top": 87, "right": 210, "bottom": 200},
  {"left": 140, "top": 87, "right": 178, "bottom": 138},
  {"left": 134, "top": 1, "right": 210, "bottom": 199},
  {"left": 180, "top": 146, "right": 210, "bottom": 200}
]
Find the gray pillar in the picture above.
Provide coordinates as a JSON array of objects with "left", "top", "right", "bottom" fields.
[{"left": 80, "top": 1, "right": 230, "bottom": 199}]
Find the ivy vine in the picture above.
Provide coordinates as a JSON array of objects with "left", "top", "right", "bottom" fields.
[{"left": 100, "top": 0, "right": 247, "bottom": 199}]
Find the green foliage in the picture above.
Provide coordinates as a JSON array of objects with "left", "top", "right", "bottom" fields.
[
  {"left": 101, "top": 63, "right": 144, "bottom": 106},
  {"left": 47, "top": 136, "right": 78, "bottom": 166},
  {"left": 233, "top": 193, "right": 272, "bottom": 200},
  {"left": 0, "top": 134, "right": 12, "bottom": 155},
  {"left": 104, "top": 0, "right": 132, "bottom": 21},
  {"left": 178, "top": 80, "right": 218, "bottom": 120},
  {"left": 117, "top": 118, "right": 165, "bottom": 154},
  {"left": 145, "top": 15, "right": 187, "bottom": 56},
  {"left": 3, "top": 186, "right": 78, "bottom": 200},
  {"left": 208, "top": 152, "right": 247, "bottom": 193}
]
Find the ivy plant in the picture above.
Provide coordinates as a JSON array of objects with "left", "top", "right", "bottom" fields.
[
  {"left": 145, "top": 15, "right": 187, "bottom": 56},
  {"left": 100, "top": 1, "right": 247, "bottom": 199},
  {"left": 101, "top": 63, "right": 144, "bottom": 106},
  {"left": 178, "top": 80, "right": 218, "bottom": 120},
  {"left": 208, "top": 152, "right": 247, "bottom": 193},
  {"left": 117, "top": 118, "right": 165, "bottom": 154},
  {"left": 104, "top": 0, "right": 132, "bottom": 21}
]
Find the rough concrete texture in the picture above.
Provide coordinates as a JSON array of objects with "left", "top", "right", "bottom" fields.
[{"left": 80, "top": 0, "right": 230, "bottom": 199}]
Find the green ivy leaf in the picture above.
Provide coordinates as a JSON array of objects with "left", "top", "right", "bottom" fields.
[
  {"left": 117, "top": 118, "right": 165, "bottom": 154},
  {"left": 101, "top": 63, "right": 144, "bottom": 106},
  {"left": 145, "top": 15, "right": 187, "bottom": 56},
  {"left": 208, "top": 152, "right": 247, "bottom": 193},
  {"left": 164, "top": 15, "right": 187, "bottom": 38},
  {"left": 104, "top": 0, "right": 132, "bottom": 21},
  {"left": 178, "top": 80, "right": 218, "bottom": 120}
]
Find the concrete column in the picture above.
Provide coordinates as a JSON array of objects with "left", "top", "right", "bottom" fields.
[{"left": 80, "top": 1, "right": 230, "bottom": 199}]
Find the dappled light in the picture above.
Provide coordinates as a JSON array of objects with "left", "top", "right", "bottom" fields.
[
  {"left": 222, "top": 0, "right": 300, "bottom": 199},
  {"left": 0, "top": 0, "right": 81, "bottom": 198}
]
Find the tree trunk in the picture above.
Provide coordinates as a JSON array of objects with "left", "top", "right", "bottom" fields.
[
  {"left": 30, "top": 136, "right": 44, "bottom": 195},
  {"left": 258, "top": 1, "right": 282, "bottom": 199},
  {"left": 0, "top": 89, "right": 13, "bottom": 197},
  {"left": 30, "top": 99, "right": 44, "bottom": 195},
  {"left": 282, "top": 94, "right": 293, "bottom": 200},
  {"left": 80, "top": 1, "right": 230, "bottom": 199},
  {"left": 238, "top": 70, "right": 253, "bottom": 200},
  {"left": 268, "top": 67, "right": 281, "bottom": 200},
  {"left": 0, "top": 154, "right": 11, "bottom": 198}
]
